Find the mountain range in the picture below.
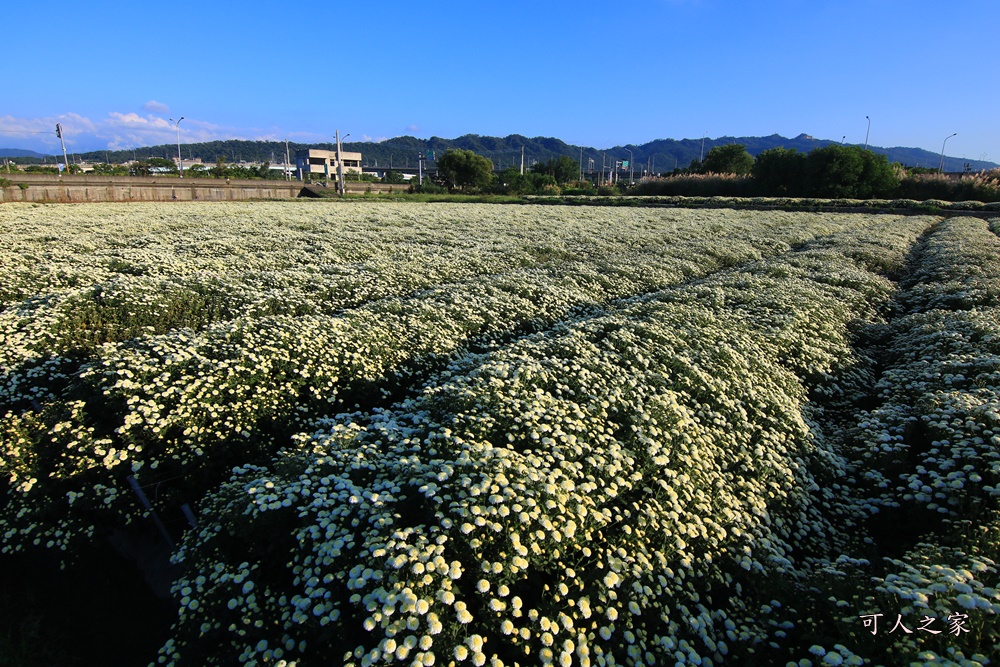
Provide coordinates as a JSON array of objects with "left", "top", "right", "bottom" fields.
[
  {"left": 3, "top": 134, "right": 996, "bottom": 173},
  {"left": 0, "top": 148, "right": 48, "bottom": 159}
]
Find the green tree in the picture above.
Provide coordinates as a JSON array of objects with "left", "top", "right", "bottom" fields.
[
  {"left": 803, "top": 145, "right": 899, "bottom": 198},
  {"left": 146, "top": 157, "right": 178, "bottom": 174},
  {"left": 211, "top": 157, "right": 227, "bottom": 179},
  {"left": 496, "top": 167, "right": 557, "bottom": 195},
  {"left": 701, "top": 144, "right": 754, "bottom": 175},
  {"left": 436, "top": 149, "right": 494, "bottom": 191},
  {"left": 530, "top": 156, "right": 579, "bottom": 184},
  {"left": 752, "top": 148, "right": 807, "bottom": 195},
  {"left": 91, "top": 162, "right": 129, "bottom": 176},
  {"left": 129, "top": 161, "right": 151, "bottom": 177},
  {"left": 382, "top": 170, "right": 406, "bottom": 184}
]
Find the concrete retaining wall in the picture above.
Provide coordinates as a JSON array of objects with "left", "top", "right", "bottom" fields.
[{"left": 0, "top": 174, "right": 305, "bottom": 203}]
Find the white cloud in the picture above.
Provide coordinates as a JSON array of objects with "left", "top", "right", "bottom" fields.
[
  {"left": 362, "top": 134, "right": 389, "bottom": 143},
  {"left": 107, "top": 112, "right": 172, "bottom": 129},
  {"left": 142, "top": 100, "right": 170, "bottom": 114},
  {"left": 1, "top": 112, "right": 368, "bottom": 153}
]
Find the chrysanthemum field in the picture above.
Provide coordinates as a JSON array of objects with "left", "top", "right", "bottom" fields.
[{"left": 1, "top": 202, "right": 997, "bottom": 667}]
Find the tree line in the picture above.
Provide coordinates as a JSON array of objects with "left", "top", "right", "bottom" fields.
[
  {"left": 637, "top": 143, "right": 911, "bottom": 199},
  {"left": 427, "top": 145, "right": 903, "bottom": 198}
]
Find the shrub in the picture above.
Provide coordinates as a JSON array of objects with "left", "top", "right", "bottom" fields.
[
  {"left": 411, "top": 181, "right": 447, "bottom": 194},
  {"left": 898, "top": 170, "right": 1000, "bottom": 202},
  {"left": 629, "top": 173, "right": 755, "bottom": 197}
]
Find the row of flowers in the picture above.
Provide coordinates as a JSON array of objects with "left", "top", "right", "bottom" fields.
[
  {"left": 1, "top": 203, "right": 875, "bottom": 556},
  {"left": 154, "top": 214, "right": 935, "bottom": 665},
  {"left": 790, "top": 216, "right": 1000, "bottom": 667}
]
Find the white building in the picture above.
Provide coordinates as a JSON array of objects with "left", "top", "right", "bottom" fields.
[{"left": 295, "top": 148, "right": 362, "bottom": 181}]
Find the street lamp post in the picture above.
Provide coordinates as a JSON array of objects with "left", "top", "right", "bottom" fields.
[
  {"left": 625, "top": 148, "right": 634, "bottom": 185},
  {"left": 170, "top": 117, "right": 185, "bottom": 178},
  {"left": 864, "top": 116, "right": 870, "bottom": 151},
  {"left": 939, "top": 133, "right": 957, "bottom": 173}
]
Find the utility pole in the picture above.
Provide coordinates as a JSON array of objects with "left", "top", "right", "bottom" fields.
[
  {"left": 55, "top": 124, "right": 69, "bottom": 175},
  {"left": 336, "top": 129, "right": 346, "bottom": 196},
  {"left": 520, "top": 146, "right": 525, "bottom": 175},
  {"left": 285, "top": 140, "right": 291, "bottom": 181}
]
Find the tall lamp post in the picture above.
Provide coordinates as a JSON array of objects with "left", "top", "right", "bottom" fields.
[
  {"left": 939, "top": 133, "right": 957, "bottom": 173},
  {"left": 624, "top": 148, "right": 634, "bottom": 185},
  {"left": 170, "top": 117, "right": 185, "bottom": 178},
  {"left": 864, "top": 116, "right": 870, "bottom": 151}
]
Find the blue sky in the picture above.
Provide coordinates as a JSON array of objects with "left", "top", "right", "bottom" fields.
[{"left": 3, "top": 0, "right": 997, "bottom": 164}]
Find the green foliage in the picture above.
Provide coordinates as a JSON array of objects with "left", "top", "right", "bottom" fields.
[
  {"left": 0, "top": 178, "right": 10, "bottom": 188},
  {"left": 411, "top": 181, "right": 447, "bottom": 194},
  {"left": 561, "top": 180, "right": 598, "bottom": 196},
  {"left": 435, "top": 149, "right": 494, "bottom": 192},
  {"left": 529, "top": 155, "right": 579, "bottom": 184},
  {"left": 700, "top": 143, "right": 754, "bottom": 175},
  {"left": 23, "top": 165, "right": 58, "bottom": 175},
  {"left": 211, "top": 157, "right": 227, "bottom": 179},
  {"left": 90, "top": 162, "right": 130, "bottom": 176},
  {"left": 802, "top": 145, "right": 899, "bottom": 198},
  {"left": 146, "top": 157, "right": 178, "bottom": 174},
  {"left": 629, "top": 173, "right": 756, "bottom": 197},
  {"left": 381, "top": 170, "right": 406, "bottom": 184},
  {"left": 495, "top": 167, "right": 559, "bottom": 195},
  {"left": 752, "top": 147, "right": 807, "bottom": 195},
  {"left": 128, "top": 161, "right": 151, "bottom": 177},
  {"left": 744, "top": 145, "right": 900, "bottom": 198},
  {"left": 898, "top": 169, "right": 1000, "bottom": 203}
]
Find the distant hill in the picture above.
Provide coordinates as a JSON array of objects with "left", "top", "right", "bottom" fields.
[
  {"left": 68, "top": 135, "right": 997, "bottom": 174},
  {"left": 0, "top": 148, "right": 49, "bottom": 159}
]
